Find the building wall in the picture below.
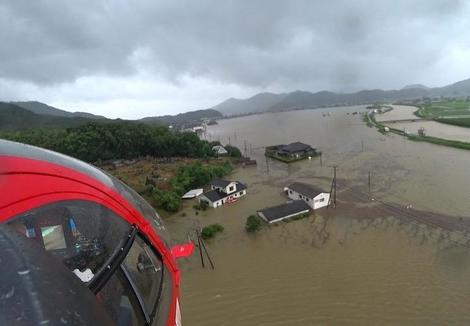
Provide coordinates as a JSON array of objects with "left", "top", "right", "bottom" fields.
[
  {"left": 313, "top": 193, "right": 330, "bottom": 210},
  {"left": 286, "top": 189, "right": 314, "bottom": 209},
  {"left": 286, "top": 188, "right": 329, "bottom": 210}
]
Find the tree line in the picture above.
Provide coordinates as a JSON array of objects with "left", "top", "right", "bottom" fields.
[{"left": 0, "top": 121, "right": 239, "bottom": 163}]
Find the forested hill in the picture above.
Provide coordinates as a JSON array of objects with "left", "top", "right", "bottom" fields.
[
  {"left": 0, "top": 102, "right": 104, "bottom": 131},
  {"left": 0, "top": 101, "right": 222, "bottom": 131},
  {"left": 12, "top": 101, "right": 106, "bottom": 119},
  {"left": 138, "top": 109, "right": 222, "bottom": 126}
]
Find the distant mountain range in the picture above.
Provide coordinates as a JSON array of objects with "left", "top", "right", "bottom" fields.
[
  {"left": 210, "top": 78, "right": 470, "bottom": 116},
  {"left": 2, "top": 77, "right": 470, "bottom": 131}
]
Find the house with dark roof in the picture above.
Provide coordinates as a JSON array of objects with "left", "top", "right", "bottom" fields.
[
  {"left": 265, "top": 142, "right": 318, "bottom": 162},
  {"left": 257, "top": 200, "right": 311, "bottom": 223},
  {"left": 284, "top": 182, "right": 330, "bottom": 210},
  {"left": 199, "top": 179, "right": 247, "bottom": 208}
]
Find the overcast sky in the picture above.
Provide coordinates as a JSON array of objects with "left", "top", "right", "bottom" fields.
[{"left": 1, "top": 0, "right": 469, "bottom": 119}]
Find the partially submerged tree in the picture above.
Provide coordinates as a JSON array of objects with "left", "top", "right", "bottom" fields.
[{"left": 245, "top": 215, "right": 261, "bottom": 233}]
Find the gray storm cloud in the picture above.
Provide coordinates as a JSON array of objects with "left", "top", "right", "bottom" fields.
[{"left": 0, "top": 0, "right": 469, "bottom": 117}]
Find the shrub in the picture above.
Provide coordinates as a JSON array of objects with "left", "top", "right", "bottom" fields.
[
  {"left": 245, "top": 215, "right": 262, "bottom": 233},
  {"left": 153, "top": 189, "right": 181, "bottom": 212},
  {"left": 201, "top": 224, "right": 224, "bottom": 240}
]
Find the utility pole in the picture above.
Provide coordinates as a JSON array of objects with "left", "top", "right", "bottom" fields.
[
  {"left": 265, "top": 155, "right": 270, "bottom": 174},
  {"left": 368, "top": 171, "right": 371, "bottom": 197},
  {"left": 333, "top": 166, "right": 337, "bottom": 207},
  {"left": 320, "top": 152, "right": 323, "bottom": 166},
  {"left": 196, "top": 230, "right": 205, "bottom": 268},
  {"left": 228, "top": 136, "right": 231, "bottom": 145},
  {"left": 361, "top": 139, "right": 364, "bottom": 152},
  {"left": 244, "top": 140, "right": 248, "bottom": 158},
  {"left": 250, "top": 143, "right": 253, "bottom": 155}
]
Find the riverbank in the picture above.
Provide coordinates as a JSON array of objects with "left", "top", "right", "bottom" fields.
[{"left": 366, "top": 105, "right": 470, "bottom": 150}]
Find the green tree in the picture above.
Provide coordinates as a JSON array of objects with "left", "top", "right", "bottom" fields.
[
  {"left": 245, "top": 215, "right": 262, "bottom": 233},
  {"left": 225, "top": 145, "right": 242, "bottom": 158},
  {"left": 201, "top": 224, "right": 224, "bottom": 240}
]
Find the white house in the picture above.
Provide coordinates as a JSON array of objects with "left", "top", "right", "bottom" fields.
[
  {"left": 284, "top": 182, "right": 330, "bottom": 210},
  {"left": 199, "top": 179, "right": 247, "bottom": 208},
  {"left": 212, "top": 145, "right": 228, "bottom": 156}
]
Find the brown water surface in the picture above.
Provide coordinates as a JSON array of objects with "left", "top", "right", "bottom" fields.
[{"left": 166, "top": 106, "right": 470, "bottom": 325}]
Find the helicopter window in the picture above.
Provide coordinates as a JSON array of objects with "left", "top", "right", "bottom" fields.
[
  {"left": 122, "top": 235, "right": 164, "bottom": 317},
  {"left": 41, "top": 225, "right": 67, "bottom": 250},
  {"left": 6, "top": 200, "right": 132, "bottom": 282},
  {"left": 97, "top": 269, "right": 145, "bottom": 325}
]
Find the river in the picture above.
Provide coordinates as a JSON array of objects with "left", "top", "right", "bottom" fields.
[
  {"left": 165, "top": 106, "right": 470, "bottom": 325},
  {"left": 377, "top": 105, "right": 470, "bottom": 142}
]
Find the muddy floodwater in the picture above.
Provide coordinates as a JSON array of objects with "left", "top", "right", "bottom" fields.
[
  {"left": 165, "top": 106, "right": 470, "bottom": 325},
  {"left": 378, "top": 105, "right": 470, "bottom": 142}
]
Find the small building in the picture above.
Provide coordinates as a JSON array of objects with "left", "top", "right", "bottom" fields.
[
  {"left": 284, "top": 182, "right": 330, "bottom": 210},
  {"left": 192, "top": 126, "right": 205, "bottom": 133},
  {"left": 181, "top": 188, "right": 204, "bottom": 199},
  {"left": 257, "top": 200, "right": 311, "bottom": 223},
  {"left": 265, "top": 142, "right": 318, "bottom": 162},
  {"left": 212, "top": 145, "right": 228, "bottom": 156},
  {"left": 278, "top": 142, "right": 316, "bottom": 158},
  {"left": 199, "top": 179, "right": 247, "bottom": 208}
]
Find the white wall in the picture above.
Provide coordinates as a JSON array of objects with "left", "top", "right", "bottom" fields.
[
  {"left": 286, "top": 189, "right": 314, "bottom": 209},
  {"left": 313, "top": 193, "right": 330, "bottom": 210},
  {"left": 286, "top": 188, "right": 330, "bottom": 210},
  {"left": 225, "top": 182, "right": 237, "bottom": 194}
]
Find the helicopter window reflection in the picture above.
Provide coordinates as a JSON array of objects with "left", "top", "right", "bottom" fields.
[
  {"left": 97, "top": 271, "right": 145, "bottom": 325},
  {"left": 7, "top": 200, "right": 131, "bottom": 281},
  {"left": 122, "top": 235, "right": 164, "bottom": 316}
]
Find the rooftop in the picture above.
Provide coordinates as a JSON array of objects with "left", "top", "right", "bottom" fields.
[
  {"left": 286, "top": 182, "right": 326, "bottom": 198},
  {"left": 210, "top": 179, "right": 232, "bottom": 188},
  {"left": 182, "top": 188, "right": 204, "bottom": 199},
  {"left": 279, "top": 142, "right": 313, "bottom": 153},
  {"left": 258, "top": 200, "right": 310, "bottom": 223},
  {"left": 202, "top": 189, "right": 226, "bottom": 202}
]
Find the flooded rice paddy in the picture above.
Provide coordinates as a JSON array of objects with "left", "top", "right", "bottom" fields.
[{"left": 166, "top": 106, "right": 470, "bottom": 325}]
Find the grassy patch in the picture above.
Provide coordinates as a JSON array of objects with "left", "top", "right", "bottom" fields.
[
  {"left": 407, "top": 134, "right": 470, "bottom": 150},
  {"left": 416, "top": 100, "right": 470, "bottom": 120}
]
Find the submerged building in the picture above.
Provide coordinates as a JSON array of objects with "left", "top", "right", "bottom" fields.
[
  {"left": 199, "top": 179, "right": 247, "bottom": 208},
  {"left": 265, "top": 142, "right": 318, "bottom": 162},
  {"left": 257, "top": 200, "right": 311, "bottom": 223},
  {"left": 284, "top": 182, "right": 330, "bottom": 210}
]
